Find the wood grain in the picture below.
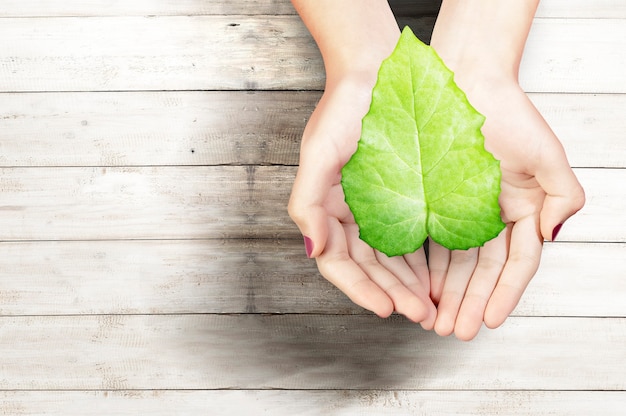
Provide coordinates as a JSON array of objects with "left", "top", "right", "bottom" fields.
[
  {"left": 0, "top": 1, "right": 623, "bottom": 412},
  {"left": 0, "top": 0, "right": 298, "bottom": 17},
  {"left": 0, "top": 166, "right": 295, "bottom": 240},
  {"left": 1, "top": 390, "right": 624, "bottom": 416},
  {"left": 536, "top": 0, "right": 626, "bottom": 18},
  {"left": 0, "top": 240, "right": 624, "bottom": 317},
  {"left": 0, "top": 0, "right": 621, "bottom": 18},
  {"left": 0, "top": 167, "right": 621, "bottom": 242},
  {"left": 528, "top": 93, "right": 626, "bottom": 168},
  {"left": 0, "top": 0, "right": 443, "bottom": 17},
  {"left": 1, "top": 91, "right": 622, "bottom": 168},
  {"left": 0, "top": 314, "right": 623, "bottom": 390},
  {"left": 521, "top": 19, "right": 626, "bottom": 93},
  {"left": 0, "top": 16, "right": 324, "bottom": 92},
  {"left": 0, "top": 91, "right": 314, "bottom": 167},
  {"left": 0, "top": 16, "right": 623, "bottom": 92}
]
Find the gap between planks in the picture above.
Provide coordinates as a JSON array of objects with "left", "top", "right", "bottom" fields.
[
  {"left": 0, "top": 390, "right": 622, "bottom": 416},
  {"left": 0, "top": 240, "right": 624, "bottom": 317},
  {"left": 0, "top": 167, "right": 622, "bottom": 242},
  {"left": 0, "top": 315, "right": 624, "bottom": 391},
  {"left": 1, "top": 91, "right": 624, "bottom": 168},
  {"left": 0, "top": 16, "right": 624, "bottom": 92},
  {"left": 0, "top": 0, "right": 623, "bottom": 18}
]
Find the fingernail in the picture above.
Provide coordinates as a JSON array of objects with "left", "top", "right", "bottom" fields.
[
  {"left": 552, "top": 223, "right": 563, "bottom": 241},
  {"left": 303, "top": 236, "right": 314, "bottom": 258}
]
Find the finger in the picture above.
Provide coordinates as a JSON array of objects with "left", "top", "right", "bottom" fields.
[
  {"left": 484, "top": 215, "right": 543, "bottom": 329},
  {"left": 288, "top": 138, "right": 339, "bottom": 258},
  {"left": 403, "top": 247, "right": 430, "bottom": 296},
  {"left": 404, "top": 247, "right": 437, "bottom": 330},
  {"left": 453, "top": 226, "right": 510, "bottom": 341},
  {"left": 375, "top": 250, "right": 437, "bottom": 329},
  {"left": 375, "top": 251, "right": 431, "bottom": 302},
  {"left": 427, "top": 238, "right": 450, "bottom": 304},
  {"left": 434, "top": 248, "right": 479, "bottom": 337},
  {"left": 533, "top": 128, "right": 586, "bottom": 241},
  {"left": 345, "top": 224, "right": 433, "bottom": 323},
  {"left": 316, "top": 217, "right": 394, "bottom": 318}
]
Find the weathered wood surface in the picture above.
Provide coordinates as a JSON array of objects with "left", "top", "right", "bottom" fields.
[
  {"left": 528, "top": 93, "right": 626, "bottom": 168},
  {"left": 1, "top": 92, "right": 624, "bottom": 168},
  {"left": 0, "top": 167, "right": 622, "bottom": 241},
  {"left": 0, "top": 315, "right": 624, "bottom": 390},
  {"left": 535, "top": 0, "right": 626, "bottom": 18},
  {"left": 521, "top": 19, "right": 626, "bottom": 93},
  {"left": 0, "top": 0, "right": 624, "bottom": 414},
  {"left": 0, "top": 240, "right": 624, "bottom": 317},
  {"left": 0, "top": 16, "right": 624, "bottom": 92},
  {"left": 0, "top": 16, "right": 324, "bottom": 92},
  {"left": 0, "top": 0, "right": 298, "bottom": 16},
  {"left": 0, "top": 0, "right": 622, "bottom": 18},
  {"left": 1, "top": 391, "right": 625, "bottom": 416},
  {"left": 0, "top": 0, "right": 443, "bottom": 17},
  {"left": 0, "top": 91, "right": 313, "bottom": 167}
]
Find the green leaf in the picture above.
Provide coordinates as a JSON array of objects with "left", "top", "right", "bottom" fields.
[{"left": 341, "top": 26, "right": 505, "bottom": 256}]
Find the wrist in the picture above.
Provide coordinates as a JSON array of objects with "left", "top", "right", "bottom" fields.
[
  {"left": 321, "top": 29, "right": 399, "bottom": 89},
  {"left": 291, "top": 0, "right": 400, "bottom": 89},
  {"left": 430, "top": 0, "right": 539, "bottom": 91}
]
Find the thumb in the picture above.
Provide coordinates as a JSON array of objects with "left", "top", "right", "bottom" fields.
[
  {"left": 535, "top": 142, "right": 586, "bottom": 241},
  {"left": 288, "top": 142, "right": 339, "bottom": 258},
  {"left": 540, "top": 189, "right": 585, "bottom": 241}
]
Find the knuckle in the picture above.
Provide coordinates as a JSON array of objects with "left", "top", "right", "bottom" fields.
[
  {"left": 316, "top": 252, "right": 350, "bottom": 279},
  {"left": 476, "top": 255, "right": 506, "bottom": 272},
  {"left": 508, "top": 250, "right": 540, "bottom": 269},
  {"left": 287, "top": 199, "right": 306, "bottom": 223},
  {"left": 450, "top": 248, "right": 478, "bottom": 265},
  {"left": 572, "top": 187, "right": 586, "bottom": 212}
]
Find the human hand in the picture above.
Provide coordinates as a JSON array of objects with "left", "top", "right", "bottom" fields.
[
  {"left": 288, "top": 0, "right": 439, "bottom": 327},
  {"left": 420, "top": 0, "right": 586, "bottom": 341},
  {"left": 427, "top": 66, "right": 586, "bottom": 341},
  {"left": 288, "top": 76, "right": 437, "bottom": 327}
]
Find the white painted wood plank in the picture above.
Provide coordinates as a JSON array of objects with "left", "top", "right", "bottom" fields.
[
  {"left": 0, "top": 91, "right": 312, "bottom": 167},
  {"left": 515, "top": 242, "right": 626, "bottom": 317},
  {"left": 536, "top": 0, "right": 626, "bottom": 18},
  {"left": 0, "top": 315, "right": 623, "bottom": 390},
  {"left": 528, "top": 93, "right": 626, "bottom": 169},
  {"left": 0, "top": 16, "right": 325, "bottom": 92},
  {"left": 0, "top": 0, "right": 621, "bottom": 18},
  {"left": 0, "top": 241, "right": 624, "bottom": 317},
  {"left": 0, "top": 0, "right": 298, "bottom": 17},
  {"left": 520, "top": 19, "right": 626, "bottom": 93},
  {"left": 0, "top": 167, "right": 621, "bottom": 242},
  {"left": 0, "top": 0, "right": 441, "bottom": 19},
  {"left": 1, "top": 390, "right": 624, "bottom": 416},
  {"left": 0, "top": 17, "right": 622, "bottom": 92},
  {"left": 0, "top": 239, "right": 335, "bottom": 316},
  {"left": 1, "top": 91, "right": 622, "bottom": 168},
  {"left": 0, "top": 166, "right": 295, "bottom": 240},
  {"left": 559, "top": 168, "right": 626, "bottom": 243}
]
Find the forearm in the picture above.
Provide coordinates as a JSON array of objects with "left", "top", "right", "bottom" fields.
[
  {"left": 431, "top": 0, "right": 540, "bottom": 83},
  {"left": 291, "top": 0, "right": 400, "bottom": 87}
]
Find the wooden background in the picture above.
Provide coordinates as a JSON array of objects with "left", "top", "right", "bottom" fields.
[{"left": 0, "top": 0, "right": 624, "bottom": 414}]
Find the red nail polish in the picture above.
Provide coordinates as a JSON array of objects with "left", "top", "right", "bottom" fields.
[
  {"left": 552, "top": 223, "right": 563, "bottom": 241},
  {"left": 303, "top": 236, "right": 314, "bottom": 258}
]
